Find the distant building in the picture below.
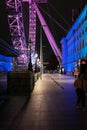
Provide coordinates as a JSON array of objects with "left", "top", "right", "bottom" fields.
[{"left": 60, "top": 5, "right": 87, "bottom": 74}]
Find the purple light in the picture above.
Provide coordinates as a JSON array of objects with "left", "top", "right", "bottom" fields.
[
  {"left": 6, "top": 0, "right": 62, "bottom": 65},
  {"left": 34, "top": 3, "right": 62, "bottom": 63}
]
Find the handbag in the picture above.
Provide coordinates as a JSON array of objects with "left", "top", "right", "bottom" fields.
[{"left": 74, "top": 78, "right": 83, "bottom": 88}]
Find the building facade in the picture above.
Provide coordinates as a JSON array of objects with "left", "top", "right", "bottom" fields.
[{"left": 61, "top": 5, "right": 87, "bottom": 74}]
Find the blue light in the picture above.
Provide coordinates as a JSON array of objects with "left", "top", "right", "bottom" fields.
[
  {"left": 0, "top": 54, "right": 12, "bottom": 72},
  {"left": 61, "top": 5, "right": 87, "bottom": 73}
]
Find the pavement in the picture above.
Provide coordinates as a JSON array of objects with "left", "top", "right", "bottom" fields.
[{"left": 0, "top": 73, "right": 87, "bottom": 130}]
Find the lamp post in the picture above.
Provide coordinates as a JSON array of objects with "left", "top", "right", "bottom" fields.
[
  {"left": 40, "top": 25, "right": 43, "bottom": 78},
  {"left": 28, "top": 38, "right": 33, "bottom": 71},
  {"left": 35, "top": 53, "right": 38, "bottom": 72}
]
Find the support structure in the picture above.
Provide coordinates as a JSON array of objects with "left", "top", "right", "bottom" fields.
[
  {"left": 6, "top": 0, "right": 62, "bottom": 67},
  {"left": 6, "top": 0, "right": 27, "bottom": 64},
  {"left": 34, "top": 2, "right": 62, "bottom": 64},
  {"left": 28, "top": 38, "right": 33, "bottom": 71},
  {"left": 40, "top": 26, "right": 43, "bottom": 78}
]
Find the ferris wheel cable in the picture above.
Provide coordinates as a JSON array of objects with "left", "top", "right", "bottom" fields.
[
  {"left": 45, "top": 3, "right": 62, "bottom": 39},
  {"left": 37, "top": 4, "right": 68, "bottom": 33},
  {"left": 48, "top": 2, "right": 71, "bottom": 28},
  {"left": 45, "top": 3, "right": 54, "bottom": 27},
  {"left": 34, "top": 3, "right": 62, "bottom": 59}
]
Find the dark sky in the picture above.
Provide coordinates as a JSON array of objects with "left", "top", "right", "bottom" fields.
[
  {"left": 44, "top": 0, "right": 84, "bottom": 38},
  {"left": 36, "top": 0, "right": 85, "bottom": 63},
  {"left": 48, "top": 0, "right": 83, "bottom": 24}
]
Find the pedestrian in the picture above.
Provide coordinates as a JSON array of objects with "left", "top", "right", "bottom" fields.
[
  {"left": 74, "top": 67, "right": 79, "bottom": 78},
  {"left": 74, "top": 74, "right": 87, "bottom": 111}
]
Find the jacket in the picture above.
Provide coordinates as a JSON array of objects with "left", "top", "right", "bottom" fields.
[{"left": 74, "top": 77, "right": 87, "bottom": 90}]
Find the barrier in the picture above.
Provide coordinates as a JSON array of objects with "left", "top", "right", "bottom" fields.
[
  {"left": 7, "top": 71, "right": 34, "bottom": 95},
  {"left": 7, "top": 71, "right": 41, "bottom": 95}
]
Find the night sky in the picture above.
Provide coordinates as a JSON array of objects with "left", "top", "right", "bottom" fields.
[{"left": 48, "top": 0, "right": 83, "bottom": 24}]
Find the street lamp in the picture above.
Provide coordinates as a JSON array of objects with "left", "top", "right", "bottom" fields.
[
  {"left": 28, "top": 38, "right": 33, "bottom": 71},
  {"left": 35, "top": 53, "right": 38, "bottom": 72},
  {"left": 40, "top": 26, "right": 43, "bottom": 78}
]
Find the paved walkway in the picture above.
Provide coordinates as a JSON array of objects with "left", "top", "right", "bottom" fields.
[{"left": 0, "top": 74, "right": 87, "bottom": 130}]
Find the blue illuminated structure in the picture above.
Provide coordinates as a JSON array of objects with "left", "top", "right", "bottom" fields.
[
  {"left": 61, "top": 5, "right": 87, "bottom": 74},
  {"left": 0, "top": 54, "right": 12, "bottom": 72},
  {"left": 0, "top": 39, "right": 19, "bottom": 72}
]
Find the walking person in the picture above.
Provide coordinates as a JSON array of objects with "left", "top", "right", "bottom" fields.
[
  {"left": 74, "top": 67, "right": 79, "bottom": 78},
  {"left": 74, "top": 74, "right": 87, "bottom": 111}
]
